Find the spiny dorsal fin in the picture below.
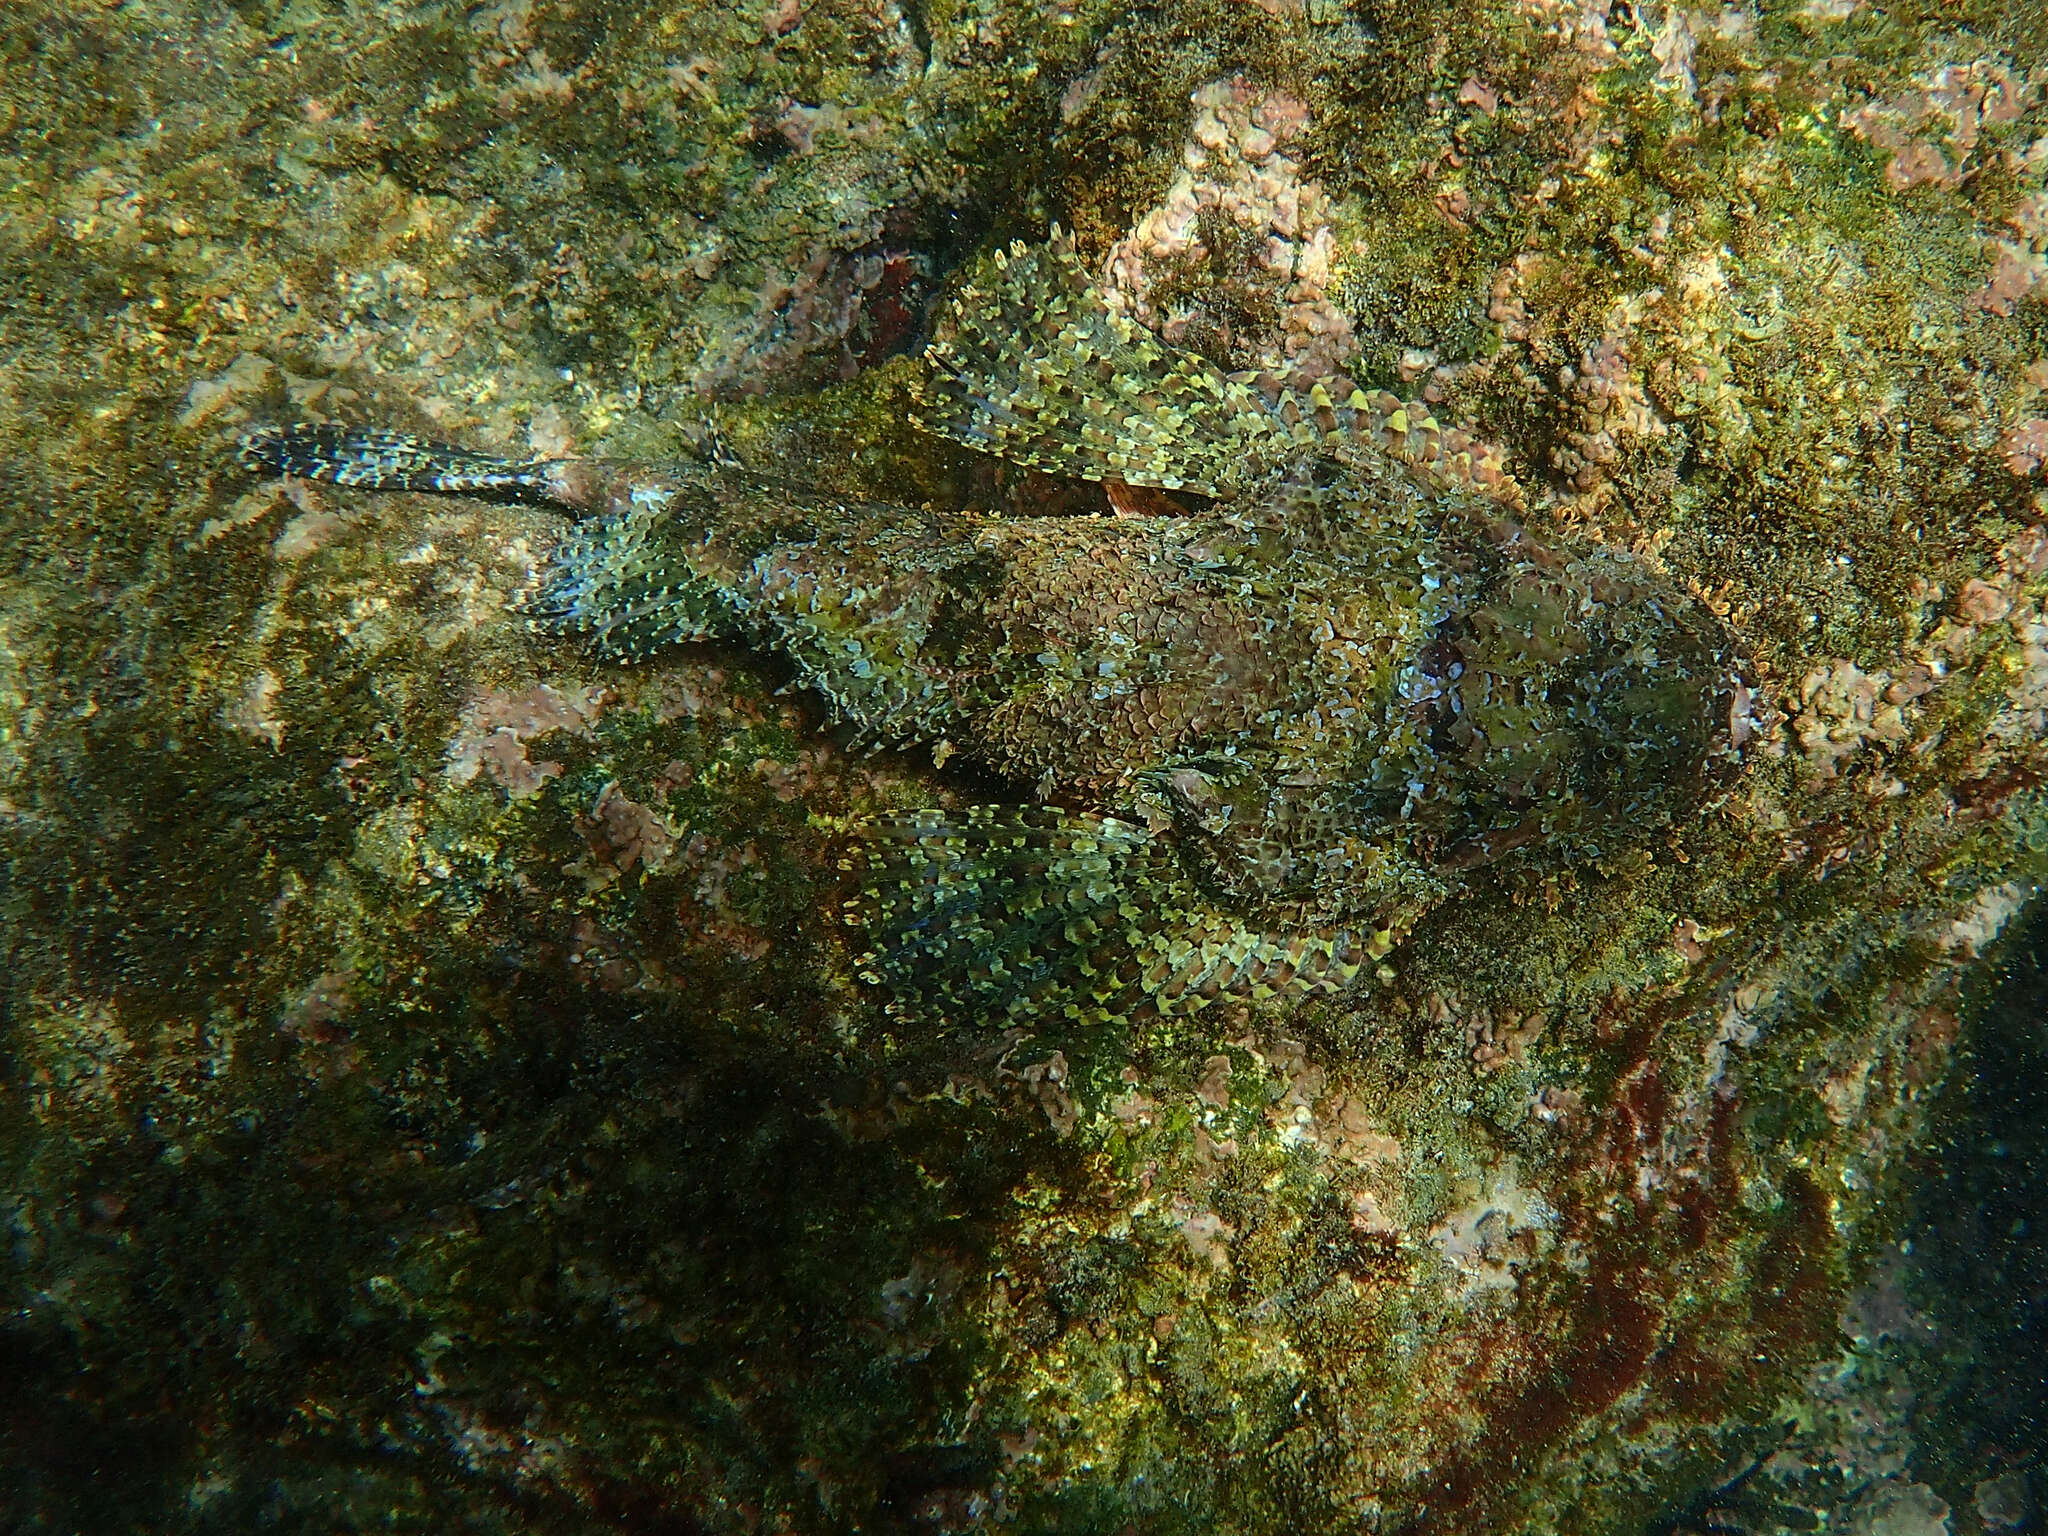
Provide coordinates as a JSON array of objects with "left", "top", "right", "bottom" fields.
[{"left": 909, "top": 232, "right": 1286, "bottom": 499}]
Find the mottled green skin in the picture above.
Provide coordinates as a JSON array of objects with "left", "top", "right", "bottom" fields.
[{"left": 4, "top": 0, "right": 2047, "bottom": 1532}]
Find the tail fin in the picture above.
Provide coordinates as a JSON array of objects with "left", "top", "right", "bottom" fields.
[
  {"left": 909, "top": 235, "right": 1285, "bottom": 498},
  {"left": 237, "top": 426, "right": 574, "bottom": 507},
  {"left": 238, "top": 426, "right": 746, "bottom": 657},
  {"left": 844, "top": 805, "right": 1369, "bottom": 1029}
]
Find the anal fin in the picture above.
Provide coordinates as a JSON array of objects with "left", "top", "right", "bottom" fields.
[{"left": 522, "top": 507, "right": 749, "bottom": 658}]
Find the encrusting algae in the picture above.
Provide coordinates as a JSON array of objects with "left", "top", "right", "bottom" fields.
[{"left": 242, "top": 235, "right": 1736, "bottom": 1029}]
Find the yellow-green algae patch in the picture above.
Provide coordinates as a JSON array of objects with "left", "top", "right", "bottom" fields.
[{"left": 3, "top": 0, "right": 2046, "bottom": 1531}]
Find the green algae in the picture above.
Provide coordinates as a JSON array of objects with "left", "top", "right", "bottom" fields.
[{"left": 4, "top": 0, "right": 2048, "bottom": 1531}]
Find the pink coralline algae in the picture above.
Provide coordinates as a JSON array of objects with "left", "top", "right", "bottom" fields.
[
  {"left": 443, "top": 682, "right": 611, "bottom": 799},
  {"left": 2003, "top": 416, "right": 2048, "bottom": 476},
  {"left": 1841, "top": 61, "right": 2032, "bottom": 192},
  {"left": 1551, "top": 333, "right": 1668, "bottom": 497},
  {"left": 1102, "top": 78, "right": 1516, "bottom": 502},
  {"left": 1101, "top": 79, "right": 1353, "bottom": 396}
]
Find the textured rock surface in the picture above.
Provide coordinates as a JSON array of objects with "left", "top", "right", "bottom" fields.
[{"left": 2, "top": 0, "right": 2045, "bottom": 1531}]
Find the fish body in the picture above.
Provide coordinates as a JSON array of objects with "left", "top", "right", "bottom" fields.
[{"left": 240, "top": 240, "right": 1732, "bottom": 1028}]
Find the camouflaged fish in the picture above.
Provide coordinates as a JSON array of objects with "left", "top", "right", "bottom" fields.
[{"left": 239, "top": 239, "right": 1733, "bottom": 1030}]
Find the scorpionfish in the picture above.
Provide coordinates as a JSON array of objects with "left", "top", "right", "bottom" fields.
[{"left": 240, "top": 237, "right": 1734, "bottom": 1030}]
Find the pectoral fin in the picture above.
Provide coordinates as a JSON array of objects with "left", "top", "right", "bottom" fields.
[
  {"left": 909, "top": 234, "right": 1285, "bottom": 499},
  {"left": 843, "top": 804, "right": 1372, "bottom": 1029}
]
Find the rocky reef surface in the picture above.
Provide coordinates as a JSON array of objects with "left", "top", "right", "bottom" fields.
[
  {"left": 1667, "top": 900, "right": 2045, "bottom": 1536},
  {"left": 2, "top": 0, "right": 2045, "bottom": 1530}
]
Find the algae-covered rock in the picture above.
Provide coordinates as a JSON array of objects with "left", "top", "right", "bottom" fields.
[{"left": 2, "top": 0, "right": 2045, "bottom": 1530}]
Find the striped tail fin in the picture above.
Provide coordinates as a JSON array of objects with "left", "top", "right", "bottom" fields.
[
  {"left": 238, "top": 425, "right": 747, "bottom": 655},
  {"left": 236, "top": 426, "right": 574, "bottom": 506}
]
